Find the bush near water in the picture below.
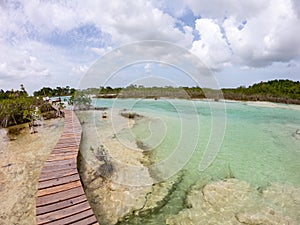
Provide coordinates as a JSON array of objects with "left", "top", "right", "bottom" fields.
[
  {"left": 0, "top": 85, "right": 54, "bottom": 128},
  {"left": 1, "top": 79, "right": 299, "bottom": 127}
]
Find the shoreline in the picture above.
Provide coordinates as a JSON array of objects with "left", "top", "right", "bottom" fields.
[
  {"left": 0, "top": 118, "right": 64, "bottom": 225},
  {"left": 93, "top": 96, "right": 300, "bottom": 111},
  {"left": 94, "top": 94, "right": 300, "bottom": 105},
  {"left": 221, "top": 99, "right": 300, "bottom": 111}
]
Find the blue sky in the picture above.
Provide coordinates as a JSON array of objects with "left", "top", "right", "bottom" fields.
[{"left": 0, "top": 0, "right": 299, "bottom": 93}]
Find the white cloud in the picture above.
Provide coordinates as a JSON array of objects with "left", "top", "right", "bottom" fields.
[
  {"left": 150, "top": 0, "right": 188, "bottom": 17},
  {"left": 223, "top": 0, "right": 300, "bottom": 67},
  {"left": 0, "top": 0, "right": 299, "bottom": 91},
  {"left": 91, "top": 47, "right": 113, "bottom": 56},
  {"left": 76, "top": 0, "right": 194, "bottom": 47},
  {"left": 189, "top": 0, "right": 300, "bottom": 69},
  {"left": 72, "top": 65, "right": 89, "bottom": 74},
  {"left": 191, "top": 19, "right": 232, "bottom": 70},
  {"left": 183, "top": 0, "right": 269, "bottom": 20},
  {"left": 144, "top": 63, "right": 152, "bottom": 74},
  {"left": 0, "top": 42, "right": 49, "bottom": 79},
  {"left": 7, "top": 0, "right": 193, "bottom": 47},
  {"left": 20, "top": 0, "right": 84, "bottom": 34},
  {"left": 0, "top": 0, "right": 196, "bottom": 91}
]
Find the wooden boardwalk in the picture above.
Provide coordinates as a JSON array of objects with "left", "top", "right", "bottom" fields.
[{"left": 36, "top": 110, "right": 99, "bottom": 225}]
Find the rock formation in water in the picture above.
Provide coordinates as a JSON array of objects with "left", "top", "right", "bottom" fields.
[{"left": 166, "top": 179, "right": 300, "bottom": 225}]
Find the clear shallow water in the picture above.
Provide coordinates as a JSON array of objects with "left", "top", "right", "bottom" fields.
[{"left": 91, "top": 98, "right": 300, "bottom": 224}]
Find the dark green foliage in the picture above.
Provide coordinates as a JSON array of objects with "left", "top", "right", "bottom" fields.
[
  {"left": 91, "top": 80, "right": 300, "bottom": 104},
  {"left": 33, "top": 86, "right": 75, "bottom": 97},
  {"left": 0, "top": 85, "right": 52, "bottom": 128},
  {"left": 0, "top": 84, "right": 28, "bottom": 100},
  {"left": 71, "top": 91, "right": 92, "bottom": 110},
  {"left": 222, "top": 79, "right": 300, "bottom": 103}
]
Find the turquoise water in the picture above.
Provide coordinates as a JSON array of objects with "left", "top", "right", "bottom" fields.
[{"left": 91, "top": 98, "right": 300, "bottom": 224}]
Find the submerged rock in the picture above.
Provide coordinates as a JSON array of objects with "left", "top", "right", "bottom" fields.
[
  {"left": 78, "top": 110, "right": 153, "bottom": 225},
  {"left": 166, "top": 179, "right": 299, "bottom": 225},
  {"left": 236, "top": 209, "right": 294, "bottom": 225},
  {"left": 292, "top": 129, "right": 300, "bottom": 140},
  {"left": 120, "top": 111, "right": 143, "bottom": 119}
]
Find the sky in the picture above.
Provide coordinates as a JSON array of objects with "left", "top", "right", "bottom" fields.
[{"left": 0, "top": 0, "right": 300, "bottom": 94}]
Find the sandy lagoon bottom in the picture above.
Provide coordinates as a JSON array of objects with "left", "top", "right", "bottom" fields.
[
  {"left": 0, "top": 119, "right": 64, "bottom": 225},
  {"left": 77, "top": 103, "right": 300, "bottom": 225}
]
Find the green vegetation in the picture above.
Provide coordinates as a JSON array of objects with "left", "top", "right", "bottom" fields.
[
  {"left": 33, "top": 86, "right": 75, "bottom": 97},
  {"left": 84, "top": 79, "right": 300, "bottom": 104},
  {"left": 222, "top": 79, "right": 300, "bottom": 104},
  {"left": 68, "top": 91, "right": 92, "bottom": 110},
  {"left": 0, "top": 85, "right": 53, "bottom": 128},
  {"left": 0, "top": 80, "right": 299, "bottom": 127}
]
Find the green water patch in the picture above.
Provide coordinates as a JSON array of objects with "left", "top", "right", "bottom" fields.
[
  {"left": 114, "top": 100, "right": 300, "bottom": 224},
  {"left": 86, "top": 99, "right": 300, "bottom": 224}
]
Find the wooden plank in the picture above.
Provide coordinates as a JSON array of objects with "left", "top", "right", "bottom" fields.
[
  {"left": 38, "top": 174, "right": 81, "bottom": 189},
  {"left": 41, "top": 162, "right": 77, "bottom": 173},
  {"left": 55, "top": 142, "right": 79, "bottom": 145},
  {"left": 46, "top": 152, "right": 77, "bottom": 158},
  {"left": 53, "top": 143, "right": 78, "bottom": 147},
  {"left": 37, "top": 180, "right": 82, "bottom": 197},
  {"left": 36, "top": 195, "right": 86, "bottom": 215},
  {"left": 49, "top": 152, "right": 77, "bottom": 157},
  {"left": 39, "top": 168, "right": 78, "bottom": 182},
  {"left": 71, "top": 214, "right": 99, "bottom": 225},
  {"left": 36, "top": 186, "right": 84, "bottom": 207},
  {"left": 52, "top": 147, "right": 78, "bottom": 153},
  {"left": 44, "top": 208, "right": 95, "bottom": 225},
  {"left": 47, "top": 154, "right": 77, "bottom": 161},
  {"left": 36, "top": 201, "right": 91, "bottom": 224},
  {"left": 53, "top": 143, "right": 79, "bottom": 148},
  {"left": 36, "top": 110, "right": 98, "bottom": 224},
  {"left": 43, "top": 158, "right": 76, "bottom": 167},
  {"left": 54, "top": 143, "right": 78, "bottom": 147}
]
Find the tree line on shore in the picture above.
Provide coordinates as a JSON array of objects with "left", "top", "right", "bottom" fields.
[
  {"left": 0, "top": 79, "right": 299, "bottom": 128},
  {"left": 222, "top": 79, "right": 300, "bottom": 104},
  {"left": 82, "top": 79, "right": 300, "bottom": 104},
  {"left": 33, "top": 86, "right": 76, "bottom": 97}
]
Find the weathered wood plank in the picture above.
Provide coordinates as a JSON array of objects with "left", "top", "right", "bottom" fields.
[
  {"left": 36, "top": 186, "right": 84, "bottom": 207},
  {"left": 39, "top": 168, "right": 78, "bottom": 182},
  {"left": 38, "top": 173, "right": 81, "bottom": 189},
  {"left": 36, "top": 201, "right": 91, "bottom": 224},
  {"left": 36, "top": 110, "right": 98, "bottom": 224},
  {"left": 37, "top": 180, "right": 82, "bottom": 197},
  {"left": 40, "top": 162, "right": 77, "bottom": 173},
  {"left": 46, "top": 154, "right": 77, "bottom": 161},
  {"left": 43, "top": 209, "right": 96, "bottom": 225},
  {"left": 43, "top": 158, "right": 76, "bottom": 166},
  {"left": 36, "top": 194, "right": 86, "bottom": 215},
  {"left": 71, "top": 214, "right": 99, "bottom": 225}
]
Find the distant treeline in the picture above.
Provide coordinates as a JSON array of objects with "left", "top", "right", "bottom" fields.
[
  {"left": 1, "top": 79, "right": 299, "bottom": 127},
  {"left": 33, "top": 86, "right": 76, "bottom": 97},
  {"left": 222, "top": 79, "right": 300, "bottom": 104},
  {"left": 81, "top": 79, "right": 300, "bottom": 104},
  {"left": 0, "top": 84, "right": 28, "bottom": 99}
]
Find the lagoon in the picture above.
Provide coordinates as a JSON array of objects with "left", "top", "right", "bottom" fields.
[{"left": 80, "top": 98, "right": 300, "bottom": 224}]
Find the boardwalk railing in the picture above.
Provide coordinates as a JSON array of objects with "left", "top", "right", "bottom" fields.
[{"left": 36, "top": 110, "right": 98, "bottom": 225}]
